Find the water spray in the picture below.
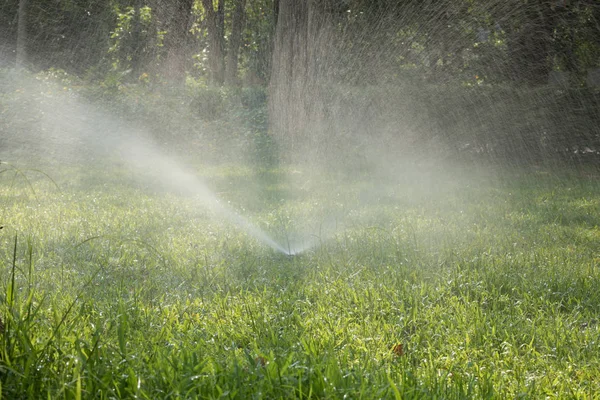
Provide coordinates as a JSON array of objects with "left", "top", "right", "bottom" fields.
[{"left": 120, "top": 137, "right": 299, "bottom": 255}]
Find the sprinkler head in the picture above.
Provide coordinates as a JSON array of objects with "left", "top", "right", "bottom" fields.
[{"left": 279, "top": 248, "right": 299, "bottom": 257}]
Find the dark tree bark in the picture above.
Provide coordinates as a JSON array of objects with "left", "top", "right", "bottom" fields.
[
  {"left": 225, "top": 0, "right": 247, "bottom": 85},
  {"left": 161, "top": 0, "right": 194, "bottom": 82},
  {"left": 506, "top": 0, "right": 555, "bottom": 85},
  {"left": 129, "top": 0, "right": 144, "bottom": 77},
  {"left": 201, "top": 0, "right": 225, "bottom": 84},
  {"left": 273, "top": 0, "right": 279, "bottom": 25},
  {"left": 16, "top": 0, "right": 28, "bottom": 68},
  {"left": 217, "top": 0, "right": 225, "bottom": 45}
]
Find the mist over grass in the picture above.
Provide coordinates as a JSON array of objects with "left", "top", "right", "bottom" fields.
[
  {"left": 1, "top": 66, "right": 599, "bottom": 260},
  {"left": 1, "top": 56, "right": 600, "bottom": 398},
  {"left": 1, "top": 154, "right": 600, "bottom": 397},
  {"left": 0, "top": 67, "right": 483, "bottom": 251}
]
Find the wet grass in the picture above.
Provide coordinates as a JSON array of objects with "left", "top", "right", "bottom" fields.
[{"left": 1, "top": 163, "right": 600, "bottom": 399}]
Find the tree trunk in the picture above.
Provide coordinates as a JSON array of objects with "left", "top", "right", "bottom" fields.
[
  {"left": 273, "top": 0, "right": 279, "bottom": 25},
  {"left": 269, "top": 0, "right": 309, "bottom": 153},
  {"left": 217, "top": 0, "right": 225, "bottom": 45},
  {"left": 269, "top": 0, "right": 337, "bottom": 158},
  {"left": 225, "top": 0, "right": 247, "bottom": 85},
  {"left": 201, "top": 0, "right": 225, "bottom": 84},
  {"left": 129, "top": 0, "right": 144, "bottom": 78},
  {"left": 507, "top": 0, "right": 555, "bottom": 85},
  {"left": 162, "top": 0, "right": 194, "bottom": 82},
  {"left": 16, "top": 0, "right": 28, "bottom": 68}
]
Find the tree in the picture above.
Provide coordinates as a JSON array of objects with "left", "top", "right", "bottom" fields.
[
  {"left": 225, "top": 0, "right": 247, "bottom": 85},
  {"left": 268, "top": 0, "right": 310, "bottom": 152},
  {"left": 16, "top": 0, "right": 28, "bottom": 68},
  {"left": 551, "top": 1, "right": 600, "bottom": 78},
  {"left": 160, "top": 0, "right": 195, "bottom": 82},
  {"left": 241, "top": 0, "right": 279, "bottom": 84},
  {"left": 201, "top": 0, "right": 226, "bottom": 84},
  {"left": 506, "top": 0, "right": 555, "bottom": 85}
]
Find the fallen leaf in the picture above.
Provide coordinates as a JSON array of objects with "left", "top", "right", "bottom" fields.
[
  {"left": 255, "top": 356, "right": 267, "bottom": 366},
  {"left": 392, "top": 343, "right": 404, "bottom": 357}
]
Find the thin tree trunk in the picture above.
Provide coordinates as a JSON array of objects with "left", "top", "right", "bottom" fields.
[
  {"left": 225, "top": 0, "right": 247, "bottom": 85},
  {"left": 130, "top": 0, "right": 144, "bottom": 77},
  {"left": 16, "top": 0, "right": 28, "bottom": 68},
  {"left": 217, "top": 0, "right": 225, "bottom": 82},
  {"left": 218, "top": 0, "right": 225, "bottom": 41},
  {"left": 201, "top": 0, "right": 225, "bottom": 84}
]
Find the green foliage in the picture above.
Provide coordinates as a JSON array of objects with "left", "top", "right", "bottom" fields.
[
  {"left": 251, "top": 130, "right": 279, "bottom": 170},
  {"left": 190, "top": 86, "right": 226, "bottom": 120},
  {"left": 271, "top": 81, "right": 600, "bottom": 168},
  {"left": 426, "top": 85, "right": 600, "bottom": 164},
  {"left": 0, "top": 0, "right": 115, "bottom": 72},
  {"left": 1, "top": 0, "right": 599, "bottom": 87},
  {"left": 240, "top": 86, "right": 268, "bottom": 110},
  {"left": 108, "top": 4, "right": 161, "bottom": 76}
]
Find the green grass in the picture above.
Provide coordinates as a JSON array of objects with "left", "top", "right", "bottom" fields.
[{"left": 1, "top": 163, "right": 600, "bottom": 399}]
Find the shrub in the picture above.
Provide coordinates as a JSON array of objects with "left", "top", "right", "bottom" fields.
[{"left": 189, "top": 86, "right": 225, "bottom": 121}]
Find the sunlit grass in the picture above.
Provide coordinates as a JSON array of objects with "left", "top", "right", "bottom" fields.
[{"left": 1, "top": 164, "right": 599, "bottom": 398}]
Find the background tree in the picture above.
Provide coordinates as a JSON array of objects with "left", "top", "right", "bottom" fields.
[
  {"left": 159, "top": 0, "right": 195, "bottom": 82},
  {"left": 0, "top": 0, "right": 598, "bottom": 88},
  {"left": 201, "top": 0, "right": 225, "bottom": 84},
  {"left": 241, "top": 0, "right": 279, "bottom": 84},
  {"left": 225, "top": 0, "right": 247, "bottom": 85},
  {"left": 16, "top": 0, "right": 28, "bottom": 68},
  {"left": 504, "top": 0, "right": 556, "bottom": 85},
  {"left": 268, "top": 0, "right": 310, "bottom": 152}
]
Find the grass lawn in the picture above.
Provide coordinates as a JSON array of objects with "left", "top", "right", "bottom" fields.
[{"left": 1, "top": 162, "right": 599, "bottom": 399}]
